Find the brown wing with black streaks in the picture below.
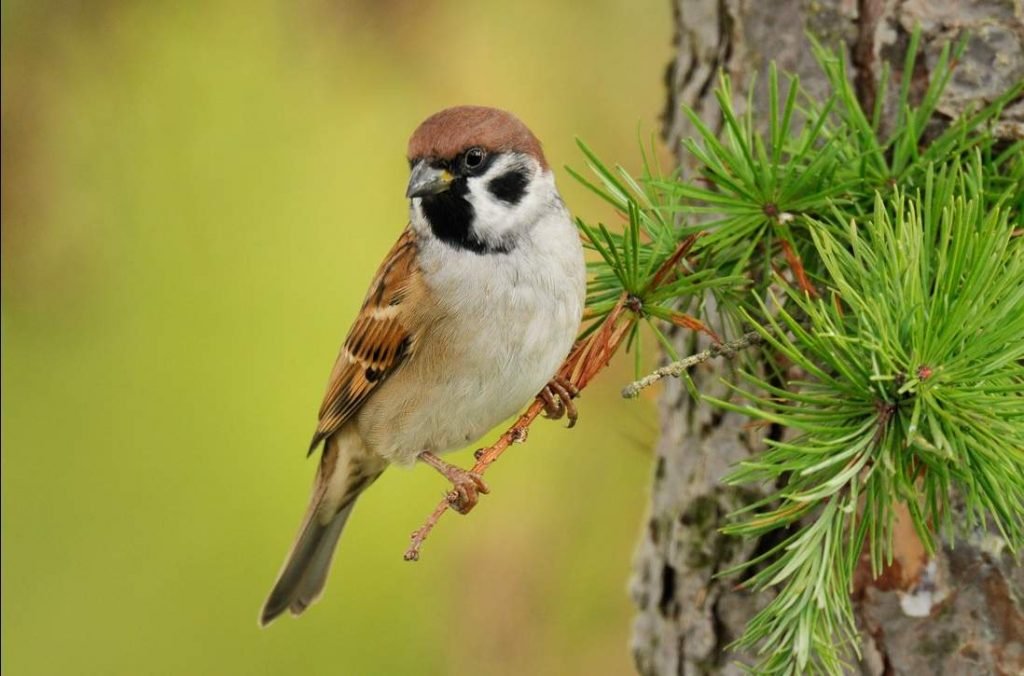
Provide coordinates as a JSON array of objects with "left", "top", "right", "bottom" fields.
[{"left": 308, "top": 228, "right": 422, "bottom": 453}]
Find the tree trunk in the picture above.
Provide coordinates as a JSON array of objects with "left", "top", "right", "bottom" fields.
[{"left": 630, "top": 2, "right": 1024, "bottom": 674}]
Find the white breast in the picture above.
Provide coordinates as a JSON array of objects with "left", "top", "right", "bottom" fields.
[{"left": 357, "top": 178, "right": 585, "bottom": 466}]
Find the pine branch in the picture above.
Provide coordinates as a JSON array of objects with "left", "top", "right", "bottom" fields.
[{"left": 577, "top": 30, "right": 1024, "bottom": 674}]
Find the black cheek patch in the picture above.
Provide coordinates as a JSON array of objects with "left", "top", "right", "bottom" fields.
[{"left": 487, "top": 170, "right": 529, "bottom": 204}]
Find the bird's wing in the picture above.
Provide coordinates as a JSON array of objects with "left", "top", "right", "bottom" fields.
[{"left": 308, "top": 228, "right": 423, "bottom": 453}]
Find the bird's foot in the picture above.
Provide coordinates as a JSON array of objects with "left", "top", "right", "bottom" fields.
[
  {"left": 538, "top": 375, "right": 580, "bottom": 428},
  {"left": 417, "top": 451, "right": 490, "bottom": 514}
]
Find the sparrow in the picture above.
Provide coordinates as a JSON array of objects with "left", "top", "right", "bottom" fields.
[{"left": 260, "top": 106, "right": 586, "bottom": 625}]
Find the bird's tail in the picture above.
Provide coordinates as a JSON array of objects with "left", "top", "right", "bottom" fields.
[{"left": 260, "top": 430, "right": 383, "bottom": 626}]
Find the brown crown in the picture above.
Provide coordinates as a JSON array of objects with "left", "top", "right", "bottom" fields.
[{"left": 407, "top": 106, "right": 547, "bottom": 169}]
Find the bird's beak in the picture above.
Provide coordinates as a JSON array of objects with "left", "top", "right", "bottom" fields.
[{"left": 406, "top": 161, "right": 453, "bottom": 198}]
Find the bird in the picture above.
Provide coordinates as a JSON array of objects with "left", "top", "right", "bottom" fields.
[{"left": 260, "top": 105, "right": 587, "bottom": 626}]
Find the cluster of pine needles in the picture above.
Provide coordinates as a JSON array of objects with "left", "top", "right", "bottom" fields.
[{"left": 573, "top": 30, "right": 1023, "bottom": 675}]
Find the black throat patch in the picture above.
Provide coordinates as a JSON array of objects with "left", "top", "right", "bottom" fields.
[{"left": 419, "top": 180, "right": 514, "bottom": 255}]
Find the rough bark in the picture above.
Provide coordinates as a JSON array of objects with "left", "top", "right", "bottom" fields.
[{"left": 631, "top": 1, "right": 1024, "bottom": 674}]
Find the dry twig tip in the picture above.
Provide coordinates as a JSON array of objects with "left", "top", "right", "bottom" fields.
[{"left": 621, "top": 331, "right": 764, "bottom": 398}]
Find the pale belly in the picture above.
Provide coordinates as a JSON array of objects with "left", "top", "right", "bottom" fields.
[
  {"left": 354, "top": 233, "right": 584, "bottom": 465},
  {"left": 355, "top": 282, "right": 579, "bottom": 465}
]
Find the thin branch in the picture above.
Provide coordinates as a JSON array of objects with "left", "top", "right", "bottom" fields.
[
  {"left": 403, "top": 296, "right": 633, "bottom": 561},
  {"left": 620, "top": 330, "right": 764, "bottom": 398},
  {"left": 403, "top": 233, "right": 703, "bottom": 561}
]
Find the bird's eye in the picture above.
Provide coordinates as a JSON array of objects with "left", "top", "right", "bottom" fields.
[{"left": 464, "top": 147, "right": 486, "bottom": 169}]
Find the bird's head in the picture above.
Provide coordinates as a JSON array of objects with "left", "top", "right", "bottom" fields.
[{"left": 405, "top": 106, "right": 558, "bottom": 254}]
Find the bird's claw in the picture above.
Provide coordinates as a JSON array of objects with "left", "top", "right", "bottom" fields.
[
  {"left": 445, "top": 470, "right": 490, "bottom": 514},
  {"left": 539, "top": 376, "right": 580, "bottom": 428},
  {"left": 417, "top": 451, "right": 490, "bottom": 514}
]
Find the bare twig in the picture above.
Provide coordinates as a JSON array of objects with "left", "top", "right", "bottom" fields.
[
  {"left": 620, "top": 330, "right": 764, "bottom": 399},
  {"left": 403, "top": 296, "right": 633, "bottom": 561},
  {"left": 403, "top": 234, "right": 703, "bottom": 561}
]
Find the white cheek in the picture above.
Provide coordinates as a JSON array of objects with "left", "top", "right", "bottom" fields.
[
  {"left": 465, "top": 181, "right": 518, "bottom": 235},
  {"left": 409, "top": 199, "right": 428, "bottom": 236},
  {"left": 465, "top": 162, "right": 553, "bottom": 242}
]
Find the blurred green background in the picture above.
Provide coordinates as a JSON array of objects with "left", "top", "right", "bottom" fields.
[{"left": 2, "top": 2, "right": 668, "bottom": 674}]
